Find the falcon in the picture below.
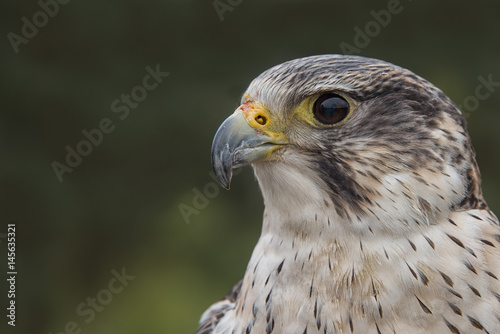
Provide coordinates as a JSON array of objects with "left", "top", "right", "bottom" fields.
[{"left": 198, "top": 55, "right": 500, "bottom": 334}]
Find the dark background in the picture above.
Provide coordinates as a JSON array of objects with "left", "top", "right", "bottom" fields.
[{"left": 1, "top": 0, "right": 499, "bottom": 333}]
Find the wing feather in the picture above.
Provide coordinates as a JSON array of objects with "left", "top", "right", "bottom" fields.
[{"left": 196, "top": 280, "right": 242, "bottom": 334}]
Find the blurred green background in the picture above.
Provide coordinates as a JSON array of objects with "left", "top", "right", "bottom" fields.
[{"left": 1, "top": 0, "right": 499, "bottom": 333}]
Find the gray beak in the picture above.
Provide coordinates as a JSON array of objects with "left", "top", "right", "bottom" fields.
[{"left": 211, "top": 110, "right": 286, "bottom": 189}]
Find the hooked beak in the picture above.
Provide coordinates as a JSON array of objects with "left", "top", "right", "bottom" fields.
[{"left": 211, "top": 106, "right": 287, "bottom": 189}]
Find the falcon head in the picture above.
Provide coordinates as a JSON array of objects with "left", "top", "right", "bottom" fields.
[{"left": 211, "top": 55, "right": 485, "bottom": 234}]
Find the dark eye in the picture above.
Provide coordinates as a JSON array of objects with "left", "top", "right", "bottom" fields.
[{"left": 313, "top": 94, "right": 350, "bottom": 125}]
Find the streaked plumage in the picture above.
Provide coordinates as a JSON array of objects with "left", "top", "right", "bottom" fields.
[{"left": 199, "top": 55, "right": 500, "bottom": 334}]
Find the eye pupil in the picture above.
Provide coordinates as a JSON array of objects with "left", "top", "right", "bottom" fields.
[{"left": 313, "top": 94, "right": 350, "bottom": 125}]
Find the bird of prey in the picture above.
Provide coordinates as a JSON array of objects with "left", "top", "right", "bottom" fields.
[{"left": 198, "top": 55, "right": 500, "bottom": 334}]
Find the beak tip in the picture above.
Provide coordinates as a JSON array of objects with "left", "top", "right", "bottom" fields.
[
  {"left": 211, "top": 153, "right": 233, "bottom": 190},
  {"left": 215, "top": 167, "right": 232, "bottom": 190}
]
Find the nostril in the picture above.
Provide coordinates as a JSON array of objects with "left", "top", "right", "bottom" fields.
[{"left": 255, "top": 115, "right": 267, "bottom": 125}]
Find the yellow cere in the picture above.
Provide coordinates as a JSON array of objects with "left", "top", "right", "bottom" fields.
[{"left": 238, "top": 101, "right": 288, "bottom": 144}]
